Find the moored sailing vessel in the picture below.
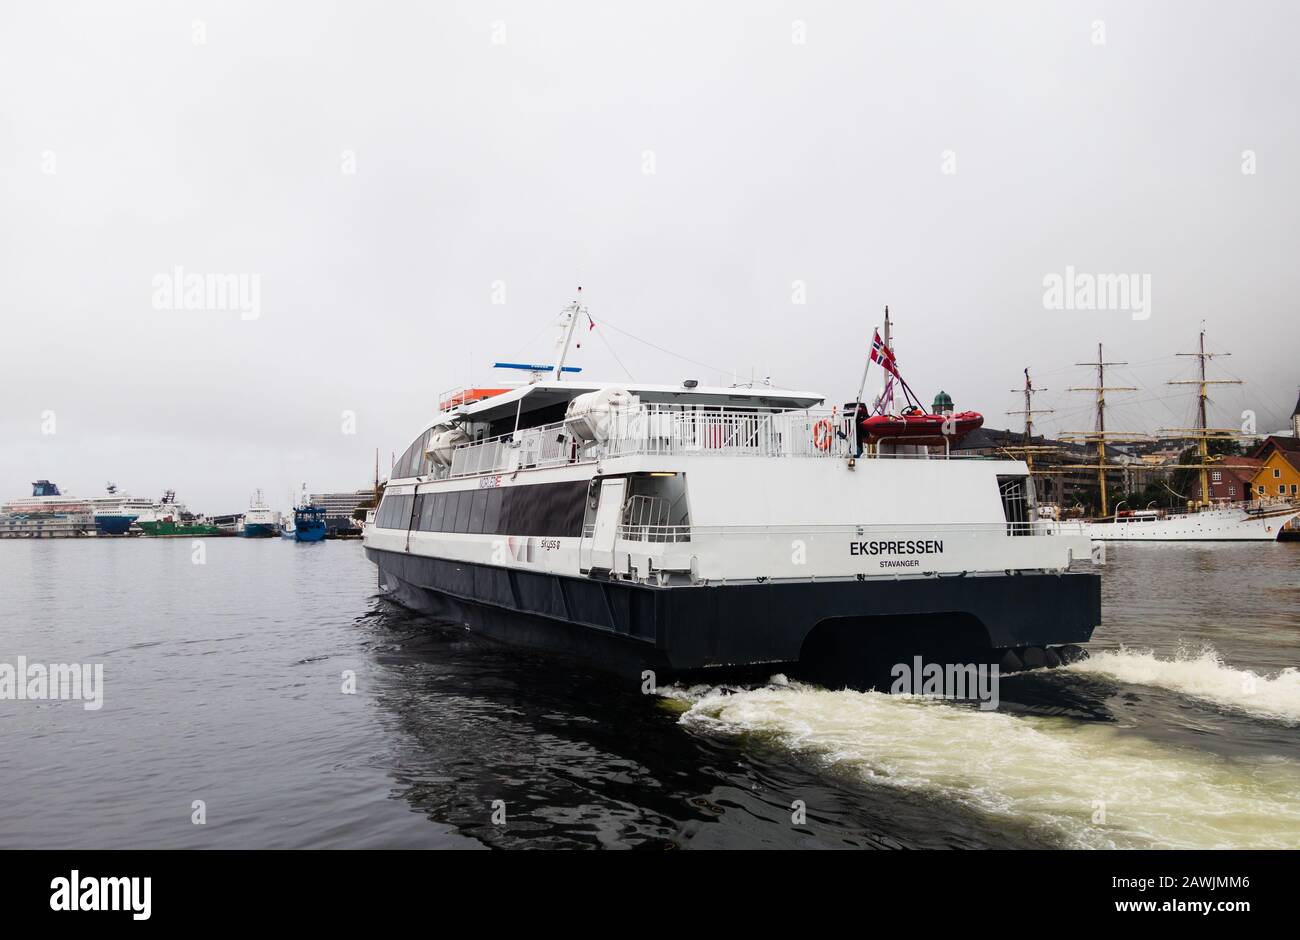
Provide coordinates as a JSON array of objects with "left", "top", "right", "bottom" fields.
[
  {"left": 364, "top": 296, "right": 1101, "bottom": 683},
  {"left": 1071, "top": 331, "right": 1300, "bottom": 541}
]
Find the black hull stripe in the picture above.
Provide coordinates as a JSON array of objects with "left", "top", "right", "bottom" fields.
[{"left": 366, "top": 547, "right": 1101, "bottom": 671}]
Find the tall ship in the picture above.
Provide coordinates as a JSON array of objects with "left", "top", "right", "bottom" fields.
[
  {"left": 240, "top": 490, "right": 281, "bottom": 537},
  {"left": 135, "top": 490, "right": 220, "bottom": 536},
  {"left": 363, "top": 295, "right": 1101, "bottom": 683},
  {"left": 0, "top": 481, "right": 153, "bottom": 537},
  {"left": 1058, "top": 331, "right": 1299, "bottom": 541}
]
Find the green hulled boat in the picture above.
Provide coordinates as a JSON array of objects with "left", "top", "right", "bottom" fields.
[
  {"left": 135, "top": 489, "right": 219, "bottom": 536},
  {"left": 137, "top": 519, "right": 220, "bottom": 537}
]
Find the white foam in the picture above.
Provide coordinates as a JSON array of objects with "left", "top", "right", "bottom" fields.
[
  {"left": 1068, "top": 645, "right": 1300, "bottom": 725},
  {"left": 670, "top": 679, "right": 1300, "bottom": 849}
]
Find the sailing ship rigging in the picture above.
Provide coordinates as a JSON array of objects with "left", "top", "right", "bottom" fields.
[{"left": 1017, "top": 329, "right": 1298, "bottom": 541}]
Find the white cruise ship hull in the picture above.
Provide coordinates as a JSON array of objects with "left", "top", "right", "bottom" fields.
[{"left": 1085, "top": 504, "right": 1299, "bottom": 541}]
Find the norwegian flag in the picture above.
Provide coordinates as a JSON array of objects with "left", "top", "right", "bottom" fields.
[{"left": 870, "top": 329, "right": 900, "bottom": 378}]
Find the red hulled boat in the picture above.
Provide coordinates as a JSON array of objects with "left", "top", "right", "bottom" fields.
[{"left": 859, "top": 407, "right": 983, "bottom": 442}]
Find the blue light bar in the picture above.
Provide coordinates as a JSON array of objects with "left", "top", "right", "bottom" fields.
[{"left": 493, "top": 362, "right": 582, "bottom": 373}]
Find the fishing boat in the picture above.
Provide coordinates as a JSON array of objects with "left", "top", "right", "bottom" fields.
[
  {"left": 290, "top": 487, "right": 328, "bottom": 542},
  {"left": 292, "top": 505, "right": 327, "bottom": 542},
  {"left": 363, "top": 294, "right": 1100, "bottom": 683},
  {"left": 240, "top": 489, "right": 280, "bottom": 537}
]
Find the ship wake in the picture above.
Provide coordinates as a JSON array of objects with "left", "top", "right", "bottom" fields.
[
  {"left": 665, "top": 677, "right": 1300, "bottom": 849},
  {"left": 1067, "top": 644, "right": 1300, "bottom": 726}
]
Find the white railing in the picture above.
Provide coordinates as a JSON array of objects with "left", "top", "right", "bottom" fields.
[
  {"left": 607, "top": 520, "right": 1069, "bottom": 540},
  {"left": 433, "top": 405, "right": 985, "bottom": 480},
  {"left": 596, "top": 406, "right": 852, "bottom": 459}
]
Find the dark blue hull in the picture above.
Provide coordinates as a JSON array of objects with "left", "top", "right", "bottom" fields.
[
  {"left": 94, "top": 514, "right": 138, "bottom": 536},
  {"left": 293, "top": 504, "right": 328, "bottom": 542},
  {"left": 294, "top": 523, "right": 327, "bottom": 542},
  {"left": 241, "top": 523, "right": 277, "bottom": 538}
]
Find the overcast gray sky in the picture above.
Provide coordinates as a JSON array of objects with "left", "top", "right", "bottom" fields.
[{"left": 2, "top": 1, "right": 1297, "bottom": 513}]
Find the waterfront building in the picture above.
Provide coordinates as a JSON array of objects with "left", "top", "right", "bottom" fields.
[
  {"left": 1248, "top": 436, "right": 1300, "bottom": 500},
  {"left": 1189, "top": 456, "right": 1262, "bottom": 503},
  {"left": 309, "top": 488, "right": 372, "bottom": 534}
]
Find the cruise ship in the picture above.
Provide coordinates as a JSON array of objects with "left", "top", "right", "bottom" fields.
[
  {"left": 363, "top": 297, "right": 1101, "bottom": 683},
  {"left": 93, "top": 483, "right": 154, "bottom": 535},
  {"left": 0, "top": 481, "right": 152, "bottom": 537}
]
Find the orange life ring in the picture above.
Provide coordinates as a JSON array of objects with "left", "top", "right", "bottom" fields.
[{"left": 812, "top": 419, "right": 834, "bottom": 451}]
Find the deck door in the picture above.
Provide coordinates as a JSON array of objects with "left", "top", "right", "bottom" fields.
[{"left": 585, "top": 478, "right": 627, "bottom": 572}]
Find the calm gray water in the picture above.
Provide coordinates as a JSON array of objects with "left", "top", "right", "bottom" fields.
[{"left": 1, "top": 538, "right": 1297, "bottom": 849}]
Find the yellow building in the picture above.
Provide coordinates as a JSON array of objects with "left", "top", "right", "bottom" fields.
[{"left": 1248, "top": 437, "right": 1300, "bottom": 501}]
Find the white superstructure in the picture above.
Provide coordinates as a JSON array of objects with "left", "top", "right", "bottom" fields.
[
  {"left": 368, "top": 381, "right": 1093, "bottom": 583},
  {"left": 242, "top": 489, "right": 281, "bottom": 532}
]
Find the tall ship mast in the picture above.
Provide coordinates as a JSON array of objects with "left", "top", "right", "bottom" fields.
[
  {"left": 362, "top": 294, "right": 1104, "bottom": 685},
  {"left": 1074, "top": 329, "right": 1298, "bottom": 541},
  {"left": 1061, "top": 344, "right": 1145, "bottom": 519},
  {"left": 1160, "top": 328, "right": 1243, "bottom": 511}
]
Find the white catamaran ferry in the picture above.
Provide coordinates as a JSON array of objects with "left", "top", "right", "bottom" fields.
[{"left": 364, "top": 297, "right": 1101, "bottom": 682}]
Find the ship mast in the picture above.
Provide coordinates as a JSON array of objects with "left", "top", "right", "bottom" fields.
[
  {"left": 1065, "top": 344, "right": 1137, "bottom": 518},
  {"left": 878, "top": 305, "right": 894, "bottom": 415},
  {"left": 1006, "top": 367, "right": 1053, "bottom": 474},
  {"left": 1163, "top": 328, "right": 1241, "bottom": 509},
  {"left": 553, "top": 287, "right": 585, "bottom": 381}
]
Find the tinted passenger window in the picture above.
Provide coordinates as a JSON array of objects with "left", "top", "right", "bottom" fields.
[
  {"left": 468, "top": 490, "right": 488, "bottom": 534},
  {"left": 497, "top": 488, "right": 514, "bottom": 534},
  {"left": 428, "top": 492, "right": 447, "bottom": 531},
  {"left": 483, "top": 489, "right": 503, "bottom": 534},
  {"left": 453, "top": 490, "right": 473, "bottom": 532},
  {"left": 442, "top": 492, "right": 461, "bottom": 532}
]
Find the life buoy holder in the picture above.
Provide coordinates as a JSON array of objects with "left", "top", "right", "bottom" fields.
[{"left": 812, "top": 419, "right": 834, "bottom": 451}]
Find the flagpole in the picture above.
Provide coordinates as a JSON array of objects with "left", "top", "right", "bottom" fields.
[
  {"left": 852, "top": 326, "right": 879, "bottom": 426},
  {"left": 855, "top": 305, "right": 890, "bottom": 419}
]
